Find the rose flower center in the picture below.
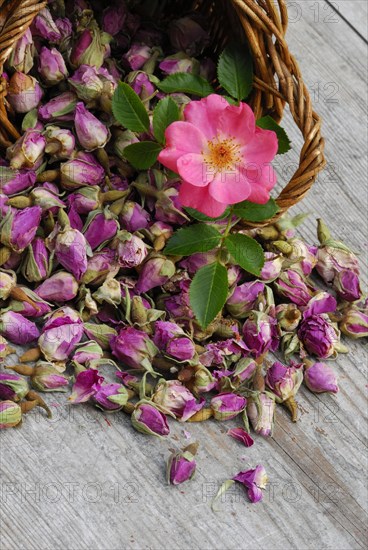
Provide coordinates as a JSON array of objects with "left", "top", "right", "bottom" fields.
[{"left": 204, "top": 137, "right": 242, "bottom": 171}]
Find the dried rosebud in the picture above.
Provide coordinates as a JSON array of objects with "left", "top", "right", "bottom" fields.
[
  {"left": 247, "top": 392, "right": 275, "bottom": 437},
  {"left": 38, "top": 46, "right": 68, "bottom": 85},
  {"left": 298, "top": 293, "right": 340, "bottom": 358},
  {"left": 70, "top": 26, "right": 111, "bottom": 69},
  {"left": 82, "top": 248, "right": 118, "bottom": 286},
  {"left": 135, "top": 256, "right": 176, "bottom": 294},
  {"left": 226, "top": 281, "right": 265, "bottom": 319},
  {"left": 38, "top": 306, "right": 84, "bottom": 362},
  {"left": 169, "top": 17, "right": 209, "bottom": 56},
  {"left": 7, "top": 72, "right": 43, "bottom": 113},
  {"left": 0, "top": 372, "right": 29, "bottom": 401},
  {"left": 7, "top": 28, "right": 34, "bottom": 73},
  {"left": 0, "top": 401, "right": 22, "bottom": 429},
  {"left": 92, "top": 277, "right": 121, "bottom": 307},
  {"left": 0, "top": 205, "right": 41, "bottom": 253},
  {"left": 74, "top": 102, "right": 110, "bottom": 150},
  {"left": 111, "top": 326, "right": 158, "bottom": 370},
  {"left": 21, "top": 237, "right": 50, "bottom": 283},
  {"left": 275, "top": 303, "right": 302, "bottom": 332},
  {"left": 114, "top": 231, "right": 148, "bottom": 269},
  {"left": 123, "top": 44, "right": 152, "bottom": 70},
  {"left": 242, "top": 311, "right": 279, "bottom": 357},
  {"left": 69, "top": 187, "right": 101, "bottom": 214},
  {"left": 274, "top": 269, "right": 315, "bottom": 307},
  {"left": 6, "top": 130, "right": 45, "bottom": 170},
  {"left": 303, "top": 361, "right": 338, "bottom": 393},
  {"left": 120, "top": 201, "right": 150, "bottom": 232},
  {"left": 60, "top": 152, "right": 105, "bottom": 190},
  {"left": 179, "top": 251, "right": 217, "bottom": 275},
  {"left": 44, "top": 126, "right": 75, "bottom": 161},
  {"left": 154, "top": 187, "right": 188, "bottom": 226},
  {"left": 0, "top": 335, "right": 13, "bottom": 360},
  {"left": 38, "top": 91, "right": 77, "bottom": 122},
  {"left": 31, "top": 362, "right": 69, "bottom": 392},
  {"left": 47, "top": 224, "right": 90, "bottom": 281},
  {"left": 153, "top": 320, "right": 195, "bottom": 362},
  {"left": 340, "top": 306, "right": 368, "bottom": 339},
  {"left": 83, "top": 209, "right": 118, "bottom": 250},
  {"left": 159, "top": 53, "right": 198, "bottom": 75},
  {"left": 69, "top": 368, "right": 104, "bottom": 403},
  {"left": 259, "top": 252, "right": 283, "bottom": 281},
  {"left": 113, "top": 129, "right": 139, "bottom": 159},
  {"left": 167, "top": 444, "right": 197, "bottom": 485},
  {"left": 0, "top": 311, "right": 40, "bottom": 344},
  {"left": 265, "top": 360, "right": 303, "bottom": 402},
  {"left": 55, "top": 17, "right": 72, "bottom": 41},
  {"left": 102, "top": 5, "right": 126, "bottom": 35},
  {"left": 83, "top": 322, "right": 117, "bottom": 350},
  {"left": 191, "top": 365, "right": 216, "bottom": 394},
  {"left": 288, "top": 238, "right": 317, "bottom": 276},
  {"left": 7, "top": 285, "right": 51, "bottom": 318},
  {"left": 72, "top": 341, "right": 103, "bottom": 366},
  {"left": 127, "top": 71, "right": 156, "bottom": 100},
  {"left": 0, "top": 166, "right": 36, "bottom": 196},
  {"left": 31, "top": 7, "right": 61, "bottom": 41},
  {"left": 0, "top": 269, "right": 16, "bottom": 300},
  {"left": 69, "top": 65, "right": 104, "bottom": 102},
  {"left": 93, "top": 383, "right": 129, "bottom": 410},
  {"left": 232, "top": 357, "right": 258, "bottom": 385},
  {"left": 30, "top": 187, "right": 66, "bottom": 211},
  {"left": 35, "top": 271, "right": 78, "bottom": 302},
  {"left": 332, "top": 270, "right": 361, "bottom": 302},
  {"left": 152, "top": 379, "right": 204, "bottom": 422},
  {"left": 210, "top": 392, "right": 246, "bottom": 421},
  {"left": 131, "top": 402, "right": 170, "bottom": 437},
  {"left": 233, "top": 465, "right": 268, "bottom": 503}
]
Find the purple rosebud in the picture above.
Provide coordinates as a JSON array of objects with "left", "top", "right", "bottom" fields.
[
  {"left": 0, "top": 166, "right": 36, "bottom": 195},
  {"left": 44, "top": 126, "right": 75, "bottom": 161},
  {"left": 288, "top": 238, "right": 317, "bottom": 276},
  {"left": 303, "top": 291, "right": 337, "bottom": 317},
  {"left": 6, "top": 130, "right": 45, "bottom": 170},
  {"left": 274, "top": 269, "right": 315, "bottom": 307},
  {"left": 1, "top": 206, "right": 42, "bottom": 252},
  {"left": 247, "top": 392, "right": 275, "bottom": 437},
  {"left": 38, "top": 91, "right": 77, "bottom": 122},
  {"left": 152, "top": 379, "right": 204, "bottom": 422},
  {"left": 83, "top": 210, "right": 118, "bottom": 250},
  {"left": 123, "top": 44, "right": 152, "bottom": 71},
  {"left": 233, "top": 465, "right": 268, "bottom": 503},
  {"left": 93, "top": 383, "right": 128, "bottom": 410},
  {"left": 167, "top": 445, "right": 197, "bottom": 485},
  {"left": 31, "top": 362, "right": 69, "bottom": 392},
  {"left": 131, "top": 402, "right": 170, "bottom": 437},
  {"left": 265, "top": 360, "right": 303, "bottom": 402},
  {"left": 38, "top": 47, "right": 68, "bottom": 85},
  {"left": 69, "top": 187, "right": 101, "bottom": 214},
  {"left": 22, "top": 237, "right": 50, "bottom": 282},
  {"left": 120, "top": 201, "right": 150, "bottom": 232},
  {"left": 60, "top": 153, "right": 104, "bottom": 190},
  {"left": 242, "top": 311, "right": 279, "bottom": 357},
  {"left": 30, "top": 187, "right": 66, "bottom": 212},
  {"left": 70, "top": 27, "right": 110, "bottom": 69},
  {"left": 55, "top": 18, "right": 73, "bottom": 41},
  {"left": 232, "top": 358, "right": 258, "bottom": 384},
  {"left": 227, "top": 428, "right": 254, "bottom": 447},
  {"left": 153, "top": 320, "right": 195, "bottom": 361},
  {"left": 179, "top": 251, "right": 217, "bottom": 274},
  {"left": 35, "top": 271, "right": 78, "bottom": 302},
  {"left": 0, "top": 401, "right": 22, "bottom": 429},
  {"left": 226, "top": 281, "right": 265, "bottom": 319},
  {"left": 259, "top": 252, "right": 283, "bottom": 281},
  {"left": 333, "top": 270, "right": 361, "bottom": 302},
  {"left": 110, "top": 326, "right": 158, "bottom": 370},
  {"left": 102, "top": 5, "right": 126, "bottom": 35},
  {"left": 31, "top": 7, "right": 61, "bottom": 41},
  {"left": 72, "top": 341, "right": 103, "bottom": 365},
  {"left": 135, "top": 256, "right": 176, "bottom": 294},
  {"left": 298, "top": 313, "right": 339, "bottom": 359},
  {"left": 74, "top": 102, "right": 110, "bottom": 151},
  {"left": 304, "top": 362, "right": 339, "bottom": 393},
  {"left": 169, "top": 17, "right": 210, "bottom": 56},
  {"left": 8, "top": 287, "right": 51, "bottom": 318},
  {"left": 82, "top": 248, "right": 119, "bottom": 286},
  {"left": 159, "top": 53, "right": 197, "bottom": 75},
  {"left": 7, "top": 72, "right": 43, "bottom": 113},
  {"left": 0, "top": 372, "right": 29, "bottom": 401},
  {"left": 0, "top": 311, "right": 40, "bottom": 345},
  {"left": 115, "top": 232, "right": 148, "bottom": 268},
  {"left": 38, "top": 306, "right": 84, "bottom": 362},
  {"left": 128, "top": 71, "right": 155, "bottom": 100},
  {"left": 210, "top": 392, "right": 246, "bottom": 421},
  {"left": 69, "top": 368, "right": 104, "bottom": 404},
  {"left": 154, "top": 187, "right": 188, "bottom": 225},
  {"left": 48, "top": 225, "right": 89, "bottom": 281},
  {"left": 340, "top": 306, "right": 368, "bottom": 339}
]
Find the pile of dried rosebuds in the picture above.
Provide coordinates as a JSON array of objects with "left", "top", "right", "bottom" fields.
[{"left": 0, "top": 1, "right": 367, "bottom": 504}]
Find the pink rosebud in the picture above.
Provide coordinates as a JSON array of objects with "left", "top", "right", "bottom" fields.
[
  {"left": 123, "top": 44, "right": 152, "bottom": 70},
  {"left": 333, "top": 270, "right": 361, "bottom": 302},
  {"left": 69, "top": 65, "right": 103, "bottom": 102},
  {"left": 116, "top": 232, "right": 148, "bottom": 268},
  {"left": 265, "top": 360, "right": 303, "bottom": 402},
  {"left": 31, "top": 7, "right": 61, "bottom": 41},
  {"left": 159, "top": 53, "right": 197, "bottom": 75},
  {"left": 120, "top": 201, "right": 150, "bottom": 232},
  {"left": 74, "top": 102, "right": 110, "bottom": 150},
  {"left": 0, "top": 401, "right": 22, "bottom": 429},
  {"left": 60, "top": 152, "right": 104, "bottom": 189},
  {"left": 226, "top": 281, "right": 265, "bottom": 319},
  {"left": 260, "top": 252, "right": 283, "bottom": 281},
  {"left": 274, "top": 269, "right": 315, "bottom": 307},
  {"left": 68, "top": 187, "right": 101, "bottom": 214},
  {"left": 340, "top": 306, "right": 368, "bottom": 339},
  {"left": 152, "top": 379, "right": 204, "bottom": 422},
  {"left": 70, "top": 27, "right": 111, "bottom": 69},
  {"left": 227, "top": 427, "right": 254, "bottom": 447},
  {"left": 69, "top": 368, "right": 104, "bottom": 403},
  {"left": 154, "top": 186, "right": 188, "bottom": 226},
  {"left": 0, "top": 311, "right": 40, "bottom": 345},
  {"left": 131, "top": 402, "right": 170, "bottom": 437},
  {"left": 35, "top": 271, "right": 79, "bottom": 302},
  {"left": 242, "top": 311, "right": 279, "bottom": 357},
  {"left": 31, "top": 362, "right": 69, "bottom": 392},
  {"left": 167, "top": 445, "right": 197, "bottom": 485},
  {"left": 7, "top": 72, "right": 43, "bottom": 113},
  {"left": 179, "top": 250, "right": 217, "bottom": 274},
  {"left": 83, "top": 210, "right": 118, "bottom": 250},
  {"left": 49, "top": 225, "right": 89, "bottom": 281},
  {"left": 304, "top": 362, "right": 339, "bottom": 393},
  {"left": 6, "top": 130, "right": 45, "bottom": 170},
  {"left": 93, "top": 383, "right": 128, "bottom": 410},
  {"left": 38, "top": 47, "right": 68, "bottom": 85},
  {"left": 153, "top": 320, "right": 195, "bottom": 362},
  {"left": 169, "top": 17, "right": 210, "bottom": 56},
  {"left": 8, "top": 287, "right": 51, "bottom": 318},
  {"left": 303, "top": 291, "right": 337, "bottom": 316},
  {"left": 72, "top": 341, "right": 103, "bottom": 365},
  {"left": 38, "top": 306, "right": 84, "bottom": 362},
  {"left": 211, "top": 392, "right": 246, "bottom": 421},
  {"left": 232, "top": 358, "right": 258, "bottom": 384},
  {"left": 298, "top": 314, "right": 339, "bottom": 359},
  {"left": 316, "top": 219, "right": 359, "bottom": 283},
  {"left": 82, "top": 248, "right": 118, "bottom": 286},
  {"left": 22, "top": 237, "right": 50, "bottom": 282},
  {"left": 30, "top": 187, "right": 66, "bottom": 212},
  {"left": 0, "top": 372, "right": 29, "bottom": 401},
  {"left": 0, "top": 166, "right": 36, "bottom": 195},
  {"left": 110, "top": 326, "right": 158, "bottom": 370},
  {"left": 128, "top": 71, "right": 155, "bottom": 100},
  {"left": 102, "top": 5, "right": 126, "bottom": 35},
  {"left": 247, "top": 392, "right": 275, "bottom": 437},
  {"left": 55, "top": 17, "right": 73, "bottom": 41},
  {"left": 38, "top": 91, "right": 77, "bottom": 122},
  {"left": 233, "top": 465, "right": 268, "bottom": 503},
  {"left": 44, "top": 126, "right": 75, "bottom": 161},
  {"left": 0, "top": 206, "right": 42, "bottom": 252},
  {"left": 135, "top": 256, "right": 176, "bottom": 294},
  {"left": 288, "top": 238, "right": 317, "bottom": 276},
  {"left": 164, "top": 279, "right": 194, "bottom": 320}
]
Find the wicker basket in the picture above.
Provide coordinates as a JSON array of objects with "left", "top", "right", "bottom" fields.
[{"left": 0, "top": 0, "right": 326, "bottom": 227}]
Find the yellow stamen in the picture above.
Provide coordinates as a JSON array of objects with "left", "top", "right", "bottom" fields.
[{"left": 204, "top": 136, "right": 242, "bottom": 172}]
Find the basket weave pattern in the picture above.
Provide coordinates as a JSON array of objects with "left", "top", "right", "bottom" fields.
[{"left": 0, "top": 0, "right": 326, "bottom": 227}]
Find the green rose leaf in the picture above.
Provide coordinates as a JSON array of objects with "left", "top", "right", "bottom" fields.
[
  {"left": 112, "top": 82, "right": 150, "bottom": 133},
  {"left": 123, "top": 141, "right": 163, "bottom": 170},
  {"left": 233, "top": 198, "right": 279, "bottom": 222},
  {"left": 164, "top": 224, "right": 222, "bottom": 256},
  {"left": 224, "top": 234, "right": 264, "bottom": 276},
  {"left": 189, "top": 262, "right": 228, "bottom": 328},
  {"left": 217, "top": 42, "right": 253, "bottom": 101},
  {"left": 184, "top": 206, "right": 231, "bottom": 222},
  {"left": 256, "top": 115, "right": 291, "bottom": 154},
  {"left": 153, "top": 96, "right": 180, "bottom": 144},
  {"left": 157, "top": 73, "right": 214, "bottom": 97}
]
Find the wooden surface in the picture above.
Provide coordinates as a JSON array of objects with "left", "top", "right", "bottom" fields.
[{"left": 1, "top": 2, "right": 367, "bottom": 549}]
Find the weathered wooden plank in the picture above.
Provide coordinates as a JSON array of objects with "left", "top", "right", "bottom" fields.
[{"left": 330, "top": 0, "right": 368, "bottom": 40}]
